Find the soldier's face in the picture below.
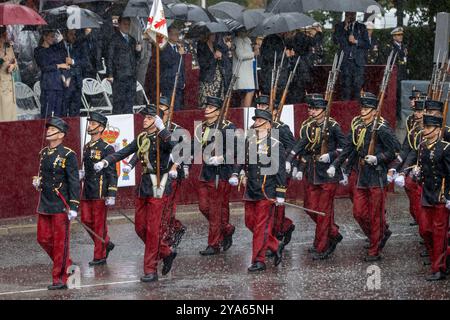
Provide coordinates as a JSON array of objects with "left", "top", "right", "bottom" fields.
[
  {"left": 254, "top": 118, "right": 269, "bottom": 132},
  {"left": 307, "top": 107, "right": 315, "bottom": 117},
  {"left": 423, "top": 125, "right": 439, "bottom": 138},
  {"left": 46, "top": 126, "right": 64, "bottom": 141},
  {"left": 88, "top": 120, "right": 103, "bottom": 135},
  {"left": 360, "top": 107, "right": 375, "bottom": 121},
  {"left": 143, "top": 115, "right": 155, "bottom": 129},
  {"left": 204, "top": 105, "right": 219, "bottom": 119},
  {"left": 413, "top": 110, "right": 424, "bottom": 120},
  {"left": 393, "top": 34, "right": 403, "bottom": 42},
  {"left": 425, "top": 110, "right": 442, "bottom": 117}
]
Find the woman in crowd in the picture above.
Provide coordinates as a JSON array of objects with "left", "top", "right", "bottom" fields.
[
  {"left": 0, "top": 26, "right": 18, "bottom": 122},
  {"left": 233, "top": 29, "right": 256, "bottom": 108}
]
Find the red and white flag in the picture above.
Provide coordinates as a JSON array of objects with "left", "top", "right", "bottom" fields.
[{"left": 146, "top": 0, "right": 168, "bottom": 48}]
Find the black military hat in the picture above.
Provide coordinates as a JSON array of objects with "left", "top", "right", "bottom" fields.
[
  {"left": 422, "top": 114, "right": 443, "bottom": 127},
  {"left": 46, "top": 117, "right": 69, "bottom": 133},
  {"left": 305, "top": 93, "right": 324, "bottom": 104},
  {"left": 87, "top": 112, "right": 108, "bottom": 127},
  {"left": 252, "top": 109, "right": 272, "bottom": 122},
  {"left": 360, "top": 92, "right": 378, "bottom": 109},
  {"left": 159, "top": 96, "right": 170, "bottom": 108},
  {"left": 425, "top": 100, "right": 444, "bottom": 112},
  {"left": 139, "top": 104, "right": 157, "bottom": 117},
  {"left": 255, "top": 95, "right": 270, "bottom": 105},
  {"left": 414, "top": 99, "right": 425, "bottom": 111},
  {"left": 307, "top": 97, "right": 328, "bottom": 109},
  {"left": 409, "top": 89, "right": 422, "bottom": 100},
  {"left": 203, "top": 96, "right": 223, "bottom": 109}
]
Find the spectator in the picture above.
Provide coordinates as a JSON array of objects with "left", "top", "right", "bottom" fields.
[
  {"left": 160, "top": 26, "right": 185, "bottom": 111},
  {"left": 34, "top": 29, "right": 70, "bottom": 118},
  {"left": 233, "top": 30, "right": 256, "bottom": 108},
  {"left": 0, "top": 26, "right": 18, "bottom": 122},
  {"left": 80, "top": 28, "right": 102, "bottom": 79},
  {"left": 106, "top": 17, "right": 142, "bottom": 114},
  {"left": 197, "top": 33, "right": 224, "bottom": 105},
  {"left": 61, "top": 29, "right": 88, "bottom": 117},
  {"left": 365, "top": 21, "right": 381, "bottom": 65},
  {"left": 307, "top": 23, "right": 324, "bottom": 66},
  {"left": 216, "top": 33, "right": 233, "bottom": 92},
  {"left": 333, "top": 12, "right": 370, "bottom": 101}
]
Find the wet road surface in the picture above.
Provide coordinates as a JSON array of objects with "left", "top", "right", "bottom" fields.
[{"left": 0, "top": 191, "right": 449, "bottom": 300}]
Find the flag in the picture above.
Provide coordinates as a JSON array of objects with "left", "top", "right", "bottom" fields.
[{"left": 146, "top": 0, "right": 168, "bottom": 48}]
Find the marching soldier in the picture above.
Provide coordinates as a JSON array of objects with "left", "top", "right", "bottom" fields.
[
  {"left": 79, "top": 112, "right": 117, "bottom": 266},
  {"left": 388, "top": 27, "right": 408, "bottom": 120},
  {"left": 32, "top": 117, "right": 80, "bottom": 290},
  {"left": 327, "top": 93, "right": 398, "bottom": 261},
  {"left": 286, "top": 95, "right": 346, "bottom": 259},
  {"left": 406, "top": 115, "right": 450, "bottom": 281},
  {"left": 194, "top": 96, "right": 236, "bottom": 256},
  {"left": 230, "top": 109, "right": 286, "bottom": 272},
  {"left": 423, "top": 100, "right": 450, "bottom": 142},
  {"left": 94, "top": 105, "right": 178, "bottom": 283},
  {"left": 253, "top": 95, "right": 296, "bottom": 246}
]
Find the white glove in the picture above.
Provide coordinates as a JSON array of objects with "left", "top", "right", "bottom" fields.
[
  {"left": 94, "top": 160, "right": 108, "bottom": 172},
  {"left": 228, "top": 175, "right": 239, "bottom": 186},
  {"left": 394, "top": 174, "right": 405, "bottom": 188},
  {"left": 105, "top": 197, "right": 116, "bottom": 206},
  {"left": 183, "top": 165, "right": 189, "bottom": 178},
  {"left": 446, "top": 200, "right": 450, "bottom": 210},
  {"left": 122, "top": 164, "right": 132, "bottom": 174},
  {"left": 276, "top": 197, "right": 285, "bottom": 206},
  {"left": 79, "top": 170, "right": 85, "bottom": 181},
  {"left": 387, "top": 168, "right": 396, "bottom": 183},
  {"left": 169, "top": 169, "right": 178, "bottom": 179},
  {"left": 327, "top": 165, "right": 336, "bottom": 178},
  {"left": 32, "top": 176, "right": 41, "bottom": 190},
  {"left": 293, "top": 168, "right": 303, "bottom": 181},
  {"left": 318, "top": 153, "right": 331, "bottom": 163},
  {"left": 411, "top": 166, "right": 421, "bottom": 178},
  {"left": 67, "top": 210, "right": 77, "bottom": 221},
  {"left": 364, "top": 155, "right": 378, "bottom": 165},
  {"left": 208, "top": 156, "right": 224, "bottom": 166},
  {"left": 285, "top": 161, "right": 292, "bottom": 174},
  {"left": 154, "top": 115, "right": 165, "bottom": 131},
  {"left": 339, "top": 173, "right": 349, "bottom": 186}
]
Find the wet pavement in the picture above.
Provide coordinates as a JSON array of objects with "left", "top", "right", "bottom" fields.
[{"left": 0, "top": 191, "right": 449, "bottom": 300}]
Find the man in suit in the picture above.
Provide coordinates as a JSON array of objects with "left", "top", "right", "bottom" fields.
[
  {"left": 333, "top": 12, "right": 370, "bottom": 101},
  {"left": 106, "top": 17, "right": 142, "bottom": 114},
  {"left": 160, "top": 26, "right": 185, "bottom": 111}
]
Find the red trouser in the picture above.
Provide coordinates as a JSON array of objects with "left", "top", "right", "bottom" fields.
[
  {"left": 308, "top": 183, "right": 338, "bottom": 253},
  {"left": 404, "top": 176, "right": 421, "bottom": 223},
  {"left": 81, "top": 200, "right": 110, "bottom": 260},
  {"left": 135, "top": 196, "right": 172, "bottom": 274},
  {"left": 37, "top": 213, "right": 72, "bottom": 284},
  {"left": 273, "top": 205, "right": 293, "bottom": 236},
  {"left": 245, "top": 200, "right": 280, "bottom": 264},
  {"left": 353, "top": 187, "right": 387, "bottom": 256},
  {"left": 198, "top": 180, "right": 234, "bottom": 249},
  {"left": 163, "top": 182, "right": 184, "bottom": 243},
  {"left": 421, "top": 205, "right": 449, "bottom": 273}
]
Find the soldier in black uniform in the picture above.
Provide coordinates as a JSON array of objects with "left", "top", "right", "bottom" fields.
[
  {"left": 79, "top": 112, "right": 117, "bottom": 266},
  {"left": 406, "top": 115, "right": 450, "bottom": 281},
  {"left": 365, "top": 21, "right": 382, "bottom": 65},
  {"left": 424, "top": 100, "right": 450, "bottom": 142},
  {"left": 32, "top": 117, "right": 80, "bottom": 290},
  {"left": 327, "top": 93, "right": 398, "bottom": 261},
  {"left": 286, "top": 96, "right": 346, "bottom": 260},
  {"left": 253, "top": 95, "right": 296, "bottom": 246},
  {"left": 194, "top": 96, "right": 236, "bottom": 256},
  {"left": 94, "top": 105, "right": 178, "bottom": 283},
  {"left": 230, "top": 109, "right": 286, "bottom": 272}
]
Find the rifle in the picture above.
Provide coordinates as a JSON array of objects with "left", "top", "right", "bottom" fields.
[
  {"left": 319, "top": 51, "right": 344, "bottom": 155},
  {"left": 367, "top": 50, "right": 397, "bottom": 156},
  {"left": 436, "top": 58, "right": 450, "bottom": 101},
  {"left": 274, "top": 56, "right": 301, "bottom": 122},
  {"left": 272, "top": 48, "right": 286, "bottom": 103},
  {"left": 441, "top": 82, "right": 450, "bottom": 139},
  {"left": 428, "top": 50, "right": 440, "bottom": 98},
  {"left": 167, "top": 56, "right": 183, "bottom": 129},
  {"left": 269, "top": 51, "right": 277, "bottom": 112}
]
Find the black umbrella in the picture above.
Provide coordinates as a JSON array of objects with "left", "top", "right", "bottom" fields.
[
  {"left": 221, "top": 18, "right": 244, "bottom": 32},
  {"left": 242, "top": 9, "right": 271, "bottom": 30},
  {"left": 167, "top": 3, "right": 216, "bottom": 23},
  {"left": 251, "top": 12, "right": 316, "bottom": 36},
  {"left": 319, "top": 0, "right": 384, "bottom": 13},
  {"left": 266, "top": 0, "right": 322, "bottom": 13},
  {"left": 43, "top": 5, "right": 103, "bottom": 29},
  {"left": 185, "top": 21, "right": 229, "bottom": 39},
  {"left": 208, "top": 1, "right": 245, "bottom": 21},
  {"left": 122, "top": 0, "right": 175, "bottom": 19}
]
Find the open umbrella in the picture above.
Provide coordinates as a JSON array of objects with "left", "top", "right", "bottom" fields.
[
  {"left": 242, "top": 9, "right": 271, "bottom": 30},
  {"left": 185, "top": 21, "right": 229, "bottom": 39},
  {"left": 251, "top": 12, "right": 316, "bottom": 37},
  {"left": 167, "top": 3, "right": 216, "bottom": 23},
  {"left": 122, "top": 0, "right": 175, "bottom": 18},
  {"left": 208, "top": 1, "right": 245, "bottom": 21},
  {"left": 43, "top": 5, "right": 103, "bottom": 29},
  {"left": 266, "top": 0, "right": 322, "bottom": 13},
  {"left": 0, "top": 3, "right": 47, "bottom": 25},
  {"left": 319, "top": 0, "right": 383, "bottom": 13}
]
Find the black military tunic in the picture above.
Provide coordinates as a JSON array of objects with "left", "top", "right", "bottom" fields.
[
  {"left": 37, "top": 144, "right": 80, "bottom": 214},
  {"left": 332, "top": 117, "right": 398, "bottom": 188},
  {"left": 272, "top": 120, "right": 295, "bottom": 154},
  {"left": 287, "top": 118, "right": 346, "bottom": 185},
  {"left": 103, "top": 129, "right": 173, "bottom": 198},
  {"left": 194, "top": 119, "right": 236, "bottom": 182},
  {"left": 234, "top": 133, "right": 287, "bottom": 201},
  {"left": 82, "top": 139, "right": 118, "bottom": 200}
]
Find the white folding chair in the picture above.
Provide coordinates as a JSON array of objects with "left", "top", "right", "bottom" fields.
[
  {"left": 80, "top": 78, "right": 113, "bottom": 114},
  {"left": 33, "top": 81, "right": 41, "bottom": 98},
  {"left": 136, "top": 81, "right": 150, "bottom": 105},
  {"left": 101, "top": 78, "right": 113, "bottom": 96},
  {"left": 14, "top": 82, "right": 40, "bottom": 119}
]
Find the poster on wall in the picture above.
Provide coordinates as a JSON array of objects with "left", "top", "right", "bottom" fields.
[{"left": 80, "top": 114, "right": 136, "bottom": 187}]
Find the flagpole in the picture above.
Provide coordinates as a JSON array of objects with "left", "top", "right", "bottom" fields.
[{"left": 156, "top": 39, "right": 161, "bottom": 189}]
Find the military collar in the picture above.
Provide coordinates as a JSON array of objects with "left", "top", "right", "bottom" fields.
[{"left": 89, "top": 139, "right": 101, "bottom": 148}]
